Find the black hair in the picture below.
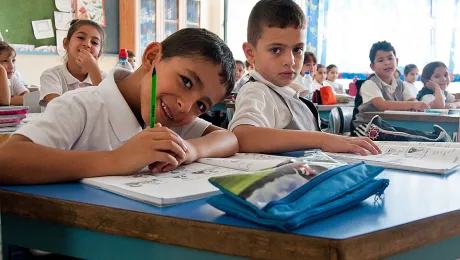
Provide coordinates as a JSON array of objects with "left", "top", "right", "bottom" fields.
[
  {"left": 421, "top": 61, "right": 447, "bottom": 85},
  {"left": 161, "top": 28, "right": 236, "bottom": 97},
  {"left": 235, "top": 60, "right": 245, "bottom": 69},
  {"left": 0, "top": 41, "right": 15, "bottom": 58},
  {"left": 127, "top": 50, "right": 135, "bottom": 58},
  {"left": 394, "top": 69, "right": 401, "bottom": 77},
  {"left": 245, "top": 60, "right": 251, "bottom": 68},
  {"left": 369, "top": 41, "right": 396, "bottom": 64},
  {"left": 247, "top": 0, "right": 306, "bottom": 46},
  {"left": 317, "top": 64, "right": 325, "bottom": 70},
  {"left": 304, "top": 52, "right": 317, "bottom": 65},
  {"left": 326, "top": 64, "right": 337, "bottom": 73},
  {"left": 404, "top": 64, "right": 418, "bottom": 76},
  {"left": 66, "top": 19, "right": 105, "bottom": 55}
]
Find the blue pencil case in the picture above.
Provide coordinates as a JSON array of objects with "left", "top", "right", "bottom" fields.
[{"left": 207, "top": 159, "right": 389, "bottom": 231}]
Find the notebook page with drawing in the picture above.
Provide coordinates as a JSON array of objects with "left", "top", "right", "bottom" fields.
[
  {"left": 326, "top": 141, "right": 460, "bottom": 174},
  {"left": 81, "top": 153, "right": 293, "bottom": 206}
]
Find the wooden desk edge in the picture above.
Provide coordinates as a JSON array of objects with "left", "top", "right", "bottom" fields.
[
  {"left": 2, "top": 190, "right": 459, "bottom": 260},
  {"left": 364, "top": 112, "right": 460, "bottom": 123},
  {"left": 0, "top": 190, "right": 336, "bottom": 260}
]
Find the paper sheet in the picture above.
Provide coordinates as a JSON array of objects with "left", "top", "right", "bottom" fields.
[
  {"left": 31, "top": 19, "right": 54, "bottom": 39},
  {"left": 54, "top": 11, "right": 73, "bottom": 30},
  {"left": 76, "top": 0, "right": 106, "bottom": 27},
  {"left": 56, "top": 30, "right": 68, "bottom": 56},
  {"left": 55, "top": 0, "right": 72, "bottom": 12}
]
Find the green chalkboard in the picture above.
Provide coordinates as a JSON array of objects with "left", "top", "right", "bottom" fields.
[{"left": 0, "top": 0, "right": 119, "bottom": 54}]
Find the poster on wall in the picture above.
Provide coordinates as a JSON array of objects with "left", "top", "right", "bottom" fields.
[{"left": 75, "top": 0, "right": 106, "bottom": 27}]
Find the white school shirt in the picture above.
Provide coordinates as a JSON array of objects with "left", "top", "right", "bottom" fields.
[
  {"left": 39, "top": 64, "right": 107, "bottom": 106},
  {"left": 14, "top": 71, "right": 29, "bottom": 88},
  {"left": 403, "top": 81, "right": 419, "bottom": 97},
  {"left": 324, "top": 80, "right": 343, "bottom": 93},
  {"left": 420, "top": 91, "right": 456, "bottom": 106},
  {"left": 15, "top": 68, "right": 211, "bottom": 151},
  {"left": 360, "top": 75, "right": 414, "bottom": 104},
  {"left": 311, "top": 80, "right": 323, "bottom": 92},
  {"left": 228, "top": 70, "right": 298, "bottom": 131},
  {"left": 8, "top": 75, "right": 28, "bottom": 97}
]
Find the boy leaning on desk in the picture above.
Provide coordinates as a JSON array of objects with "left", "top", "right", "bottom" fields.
[{"left": 351, "top": 41, "right": 451, "bottom": 142}]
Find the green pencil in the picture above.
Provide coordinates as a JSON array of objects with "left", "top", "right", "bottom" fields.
[{"left": 150, "top": 67, "right": 157, "bottom": 128}]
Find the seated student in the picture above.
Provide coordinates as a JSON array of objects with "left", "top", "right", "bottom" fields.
[
  {"left": 229, "top": 0, "right": 380, "bottom": 155},
  {"left": 293, "top": 52, "right": 317, "bottom": 97},
  {"left": 14, "top": 70, "right": 29, "bottom": 88},
  {"left": 127, "top": 50, "right": 136, "bottom": 69},
  {"left": 324, "top": 64, "right": 344, "bottom": 94},
  {"left": 352, "top": 42, "right": 451, "bottom": 141},
  {"left": 393, "top": 69, "right": 401, "bottom": 80},
  {"left": 0, "top": 65, "right": 9, "bottom": 105},
  {"left": 312, "top": 64, "right": 326, "bottom": 91},
  {"left": 417, "top": 61, "right": 460, "bottom": 109},
  {"left": 0, "top": 28, "right": 239, "bottom": 185},
  {"left": 234, "top": 60, "right": 250, "bottom": 92},
  {"left": 40, "top": 19, "right": 107, "bottom": 107},
  {"left": 245, "top": 60, "right": 254, "bottom": 71},
  {"left": 0, "top": 41, "right": 29, "bottom": 105},
  {"left": 403, "top": 64, "right": 419, "bottom": 97},
  {"left": 301, "top": 52, "right": 317, "bottom": 76}
]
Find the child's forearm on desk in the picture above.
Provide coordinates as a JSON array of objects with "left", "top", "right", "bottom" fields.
[
  {"left": 189, "top": 130, "right": 238, "bottom": 159},
  {"left": 0, "top": 136, "right": 122, "bottom": 185}
]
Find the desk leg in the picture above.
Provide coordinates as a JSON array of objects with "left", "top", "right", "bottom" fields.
[{"left": 1, "top": 214, "right": 247, "bottom": 260}]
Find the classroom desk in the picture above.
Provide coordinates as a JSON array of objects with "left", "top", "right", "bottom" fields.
[
  {"left": 364, "top": 111, "right": 460, "bottom": 141},
  {"left": 223, "top": 102, "right": 354, "bottom": 121},
  {"left": 3, "top": 164, "right": 460, "bottom": 259}
]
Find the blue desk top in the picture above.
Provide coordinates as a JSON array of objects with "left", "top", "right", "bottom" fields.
[{"left": 2, "top": 160, "right": 460, "bottom": 240}]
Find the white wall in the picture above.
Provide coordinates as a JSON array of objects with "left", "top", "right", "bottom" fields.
[
  {"left": 200, "top": 0, "right": 225, "bottom": 39},
  {"left": 15, "top": 53, "right": 118, "bottom": 86}
]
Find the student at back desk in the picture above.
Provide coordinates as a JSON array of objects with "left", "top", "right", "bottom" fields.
[{"left": 229, "top": 0, "right": 380, "bottom": 155}]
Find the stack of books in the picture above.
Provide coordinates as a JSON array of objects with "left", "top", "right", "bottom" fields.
[{"left": 0, "top": 106, "right": 29, "bottom": 133}]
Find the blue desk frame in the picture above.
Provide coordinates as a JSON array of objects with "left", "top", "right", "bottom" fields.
[{"left": 3, "top": 157, "right": 460, "bottom": 259}]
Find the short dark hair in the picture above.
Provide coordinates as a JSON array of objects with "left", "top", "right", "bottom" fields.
[
  {"left": 369, "top": 41, "right": 396, "bottom": 64},
  {"left": 245, "top": 60, "right": 251, "bottom": 68},
  {"left": 304, "top": 52, "right": 317, "bottom": 65},
  {"left": 127, "top": 50, "right": 135, "bottom": 58},
  {"left": 404, "top": 64, "right": 418, "bottom": 76},
  {"left": 235, "top": 60, "right": 245, "bottom": 69},
  {"left": 161, "top": 28, "right": 236, "bottom": 98},
  {"left": 421, "top": 61, "right": 447, "bottom": 85},
  {"left": 326, "top": 64, "right": 337, "bottom": 73},
  {"left": 67, "top": 19, "right": 105, "bottom": 55},
  {"left": 0, "top": 41, "right": 15, "bottom": 58},
  {"left": 247, "top": 0, "right": 306, "bottom": 46},
  {"left": 317, "top": 64, "right": 325, "bottom": 70}
]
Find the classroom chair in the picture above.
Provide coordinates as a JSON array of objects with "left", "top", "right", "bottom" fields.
[
  {"left": 328, "top": 106, "right": 354, "bottom": 135},
  {"left": 23, "top": 91, "right": 41, "bottom": 113}
]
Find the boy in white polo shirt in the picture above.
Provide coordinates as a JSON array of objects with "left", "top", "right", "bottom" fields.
[
  {"left": 229, "top": 0, "right": 380, "bottom": 155},
  {"left": 0, "top": 28, "right": 238, "bottom": 185}
]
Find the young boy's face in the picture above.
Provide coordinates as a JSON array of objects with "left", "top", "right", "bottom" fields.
[
  {"left": 370, "top": 50, "right": 398, "bottom": 80},
  {"left": 235, "top": 63, "right": 245, "bottom": 81},
  {"left": 405, "top": 68, "right": 419, "bottom": 83},
  {"left": 0, "top": 52, "right": 15, "bottom": 79},
  {"left": 140, "top": 54, "right": 227, "bottom": 128},
  {"left": 244, "top": 26, "right": 306, "bottom": 87},
  {"left": 314, "top": 67, "right": 326, "bottom": 84},
  {"left": 430, "top": 66, "right": 450, "bottom": 90}
]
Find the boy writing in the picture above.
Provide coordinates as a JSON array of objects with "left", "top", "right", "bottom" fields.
[
  {"left": 229, "top": 0, "right": 380, "bottom": 155},
  {"left": 0, "top": 28, "right": 239, "bottom": 185}
]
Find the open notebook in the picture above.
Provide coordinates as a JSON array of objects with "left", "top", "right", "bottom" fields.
[
  {"left": 327, "top": 141, "right": 460, "bottom": 174},
  {"left": 81, "top": 153, "right": 295, "bottom": 207}
]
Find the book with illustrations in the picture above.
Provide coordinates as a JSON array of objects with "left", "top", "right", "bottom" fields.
[
  {"left": 326, "top": 141, "right": 460, "bottom": 174},
  {"left": 81, "top": 152, "right": 342, "bottom": 207}
]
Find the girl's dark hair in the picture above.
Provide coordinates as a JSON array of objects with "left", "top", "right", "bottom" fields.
[
  {"left": 404, "top": 64, "right": 418, "bottom": 76},
  {"left": 317, "top": 64, "right": 325, "bottom": 70},
  {"left": 0, "top": 41, "right": 15, "bottom": 57},
  {"left": 304, "top": 52, "right": 317, "bottom": 65},
  {"left": 421, "top": 61, "right": 448, "bottom": 85},
  {"left": 326, "top": 64, "right": 337, "bottom": 73},
  {"left": 235, "top": 60, "right": 245, "bottom": 69},
  {"left": 66, "top": 19, "right": 105, "bottom": 53}
]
